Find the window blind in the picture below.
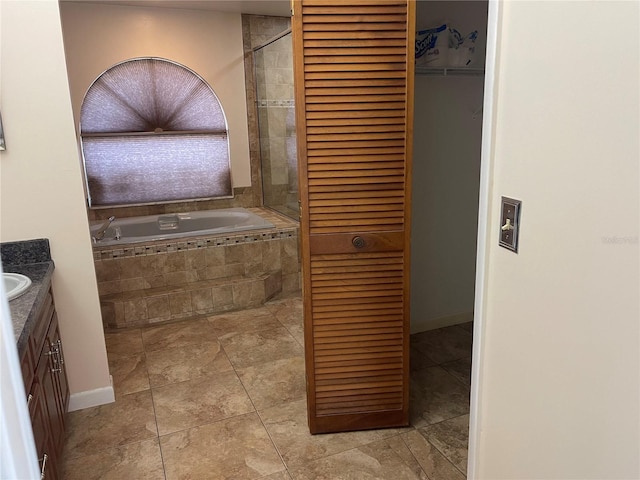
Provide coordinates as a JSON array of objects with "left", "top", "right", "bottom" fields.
[{"left": 80, "top": 58, "right": 232, "bottom": 207}]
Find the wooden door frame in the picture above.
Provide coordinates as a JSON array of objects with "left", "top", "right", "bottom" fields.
[
  {"left": 467, "top": 0, "right": 501, "bottom": 477},
  {"left": 289, "top": 0, "right": 499, "bottom": 471}
]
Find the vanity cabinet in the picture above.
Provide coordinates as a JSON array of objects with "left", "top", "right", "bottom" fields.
[{"left": 21, "top": 289, "right": 68, "bottom": 480}]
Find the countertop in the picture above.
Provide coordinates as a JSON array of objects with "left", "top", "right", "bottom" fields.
[
  {"left": 6, "top": 262, "right": 55, "bottom": 355},
  {"left": 1, "top": 239, "right": 55, "bottom": 356}
]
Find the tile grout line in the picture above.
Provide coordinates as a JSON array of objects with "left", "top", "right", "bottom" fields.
[
  {"left": 145, "top": 318, "right": 255, "bottom": 438},
  {"left": 253, "top": 297, "right": 303, "bottom": 478},
  {"left": 417, "top": 412, "right": 471, "bottom": 478},
  {"left": 398, "top": 432, "right": 435, "bottom": 480},
  {"left": 439, "top": 355, "right": 473, "bottom": 389},
  {"left": 139, "top": 330, "right": 169, "bottom": 480},
  {"left": 220, "top": 316, "right": 292, "bottom": 478},
  {"left": 100, "top": 330, "right": 167, "bottom": 479}
]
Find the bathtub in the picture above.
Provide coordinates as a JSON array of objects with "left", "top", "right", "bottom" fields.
[{"left": 90, "top": 208, "right": 275, "bottom": 246}]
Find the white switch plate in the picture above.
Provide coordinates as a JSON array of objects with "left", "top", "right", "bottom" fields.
[{"left": 499, "top": 197, "right": 521, "bottom": 252}]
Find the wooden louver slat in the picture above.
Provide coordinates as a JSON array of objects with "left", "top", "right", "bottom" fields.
[{"left": 295, "top": 0, "right": 414, "bottom": 434}]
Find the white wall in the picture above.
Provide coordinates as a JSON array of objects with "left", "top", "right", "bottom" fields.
[
  {"left": 0, "top": 0, "right": 112, "bottom": 408},
  {"left": 473, "top": 1, "right": 639, "bottom": 478},
  {"left": 59, "top": 1, "right": 251, "bottom": 187},
  {"left": 411, "top": 1, "right": 488, "bottom": 332}
]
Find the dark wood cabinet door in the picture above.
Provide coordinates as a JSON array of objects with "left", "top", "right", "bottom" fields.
[
  {"left": 34, "top": 356, "right": 59, "bottom": 480},
  {"left": 45, "top": 312, "right": 68, "bottom": 453}
]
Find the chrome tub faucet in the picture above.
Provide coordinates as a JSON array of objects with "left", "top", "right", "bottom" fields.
[{"left": 93, "top": 216, "right": 116, "bottom": 242}]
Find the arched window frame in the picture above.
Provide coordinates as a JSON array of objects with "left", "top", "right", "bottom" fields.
[{"left": 80, "top": 57, "right": 232, "bottom": 208}]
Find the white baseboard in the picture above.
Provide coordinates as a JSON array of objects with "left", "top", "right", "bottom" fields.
[
  {"left": 411, "top": 311, "right": 474, "bottom": 334},
  {"left": 67, "top": 375, "right": 115, "bottom": 412}
]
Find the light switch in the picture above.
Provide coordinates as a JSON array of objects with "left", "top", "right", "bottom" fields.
[{"left": 499, "top": 197, "right": 521, "bottom": 252}]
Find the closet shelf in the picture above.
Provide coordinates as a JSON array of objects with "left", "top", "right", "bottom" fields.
[{"left": 415, "top": 66, "right": 484, "bottom": 76}]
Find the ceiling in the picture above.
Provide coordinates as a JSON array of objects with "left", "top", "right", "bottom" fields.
[{"left": 60, "top": 0, "right": 291, "bottom": 17}]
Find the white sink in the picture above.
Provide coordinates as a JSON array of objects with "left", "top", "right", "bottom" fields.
[{"left": 3, "top": 273, "right": 32, "bottom": 301}]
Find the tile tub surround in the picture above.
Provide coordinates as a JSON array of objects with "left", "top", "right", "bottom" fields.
[{"left": 94, "top": 208, "right": 301, "bottom": 328}]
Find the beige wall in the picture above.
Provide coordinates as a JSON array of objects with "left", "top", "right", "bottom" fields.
[
  {"left": 411, "top": 1, "right": 488, "bottom": 332},
  {"left": 59, "top": 1, "right": 252, "bottom": 188},
  {"left": 0, "top": 1, "right": 111, "bottom": 405},
  {"left": 474, "top": 1, "right": 639, "bottom": 477}
]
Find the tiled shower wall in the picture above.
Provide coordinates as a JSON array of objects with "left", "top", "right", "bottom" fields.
[
  {"left": 254, "top": 32, "right": 298, "bottom": 217},
  {"left": 242, "top": 15, "right": 297, "bottom": 218}
]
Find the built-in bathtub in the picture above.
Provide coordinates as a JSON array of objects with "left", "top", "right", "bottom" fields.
[
  {"left": 91, "top": 207, "right": 300, "bottom": 329},
  {"left": 91, "top": 208, "right": 274, "bottom": 246}
]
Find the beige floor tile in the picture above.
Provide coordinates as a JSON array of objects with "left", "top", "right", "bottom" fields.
[
  {"left": 281, "top": 322, "right": 305, "bottom": 347},
  {"left": 208, "top": 307, "right": 282, "bottom": 339},
  {"left": 402, "top": 429, "right": 466, "bottom": 480},
  {"left": 410, "top": 366, "right": 470, "bottom": 428},
  {"left": 109, "top": 353, "right": 150, "bottom": 397},
  {"left": 60, "top": 438, "right": 164, "bottom": 480},
  {"left": 75, "top": 294, "right": 472, "bottom": 479},
  {"left": 221, "top": 326, "right": 303, "bottom": 369},
  {"left": 160, "top": 413, "right": 285, "bottom": 480},
  {"left": 104, "top": 329, "right": 144, "bottom": 358},
  {"left": 265, "top": 296, "right": 303, "bottom": 325},
  {"left": 411, "top": 326, "right": 473, "bottom": 365},
  {"left": 441, "top": 357, "right": 472, "bottom": 387},
  {"left": 288, "top": 438, "right": 427, "bottom": 480},
  {"left": 267, "top": 297, "right": 305, "bottom": 346},
  {"left": 146, "top": 340, "right": 233, "bottom": 387},
  {"left": 142, "top": 318, "right": 217, "bottom": 352},
  {"left": 421, "top": 415, "right": 470, "bottom": 474},
  {"left": 262, "top": 472, "right": 293, "bottom": 480},
  {"left": 259, "top": 398, "right": 405, "bottom": 470},
  {"left": 64, "top": 390, "right": 157, "bottom": 458},
  {"left": 152, "top": 371, "right": 254, "bottom": 435},
  {"left": 236, "top": 356, "right": 306, "bottom": 410},
  {"left": 385, "top": 435, "right": 429, "bottom": 479},
  {"left": 458, "top": 321, "right": 473, "bottom": 334},
  {"left": 411, "top": 345, "right": 437, "bottom": 372}
]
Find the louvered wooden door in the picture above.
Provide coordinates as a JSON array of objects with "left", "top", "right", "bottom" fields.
[{"left": 293, "top": 0, "right": 415, "bottom": 434}]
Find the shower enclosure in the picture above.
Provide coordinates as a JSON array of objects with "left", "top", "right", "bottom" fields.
[{"left": 253, "top": 30, "right": 299, "bottom": 219}]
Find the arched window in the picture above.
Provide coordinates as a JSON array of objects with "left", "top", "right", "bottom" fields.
[{"left": 80, "top": 57, "right": 231, "bottom": 207}]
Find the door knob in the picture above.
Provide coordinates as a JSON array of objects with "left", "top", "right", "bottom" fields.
[{"left": 352, "top": 236, "right": 365, "bottom": 249}]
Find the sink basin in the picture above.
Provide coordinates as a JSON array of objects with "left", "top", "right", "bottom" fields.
[{"left": 3, "top": 273, "right": 32, "bottom": 301}]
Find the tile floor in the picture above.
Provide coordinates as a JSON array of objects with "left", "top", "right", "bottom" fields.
[{"left": 61, "top": 294, "right": 473, "bottom": 480}]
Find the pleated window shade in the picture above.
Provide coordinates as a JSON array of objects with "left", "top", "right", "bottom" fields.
[{"left": 80, "top": 58, "right": 232, "bottom": 207}]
